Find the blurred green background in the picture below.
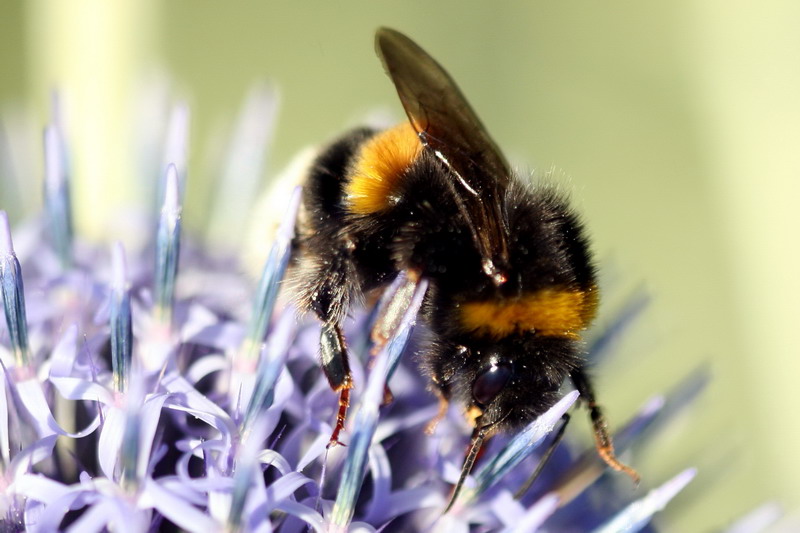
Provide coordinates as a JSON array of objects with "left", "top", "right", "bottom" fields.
[{"left": 1, "top": 1, "right": 798, "bottom": 530}]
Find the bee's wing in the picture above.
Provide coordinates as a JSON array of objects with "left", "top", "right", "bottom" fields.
[{"left": 375, "top": 27, "right": 511, "bottom": 283}]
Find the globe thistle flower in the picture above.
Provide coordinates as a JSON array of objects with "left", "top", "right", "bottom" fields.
[{"left": 0, "top": 89, "right": 722, "bottom": 532}]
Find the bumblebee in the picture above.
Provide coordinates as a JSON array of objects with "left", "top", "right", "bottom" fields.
[{"left": 290, "top": 27, "right": 637, "bottom": 507}]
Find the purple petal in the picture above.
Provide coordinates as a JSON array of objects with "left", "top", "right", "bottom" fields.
[
  {"left": 174, "top": 439, "right": 234, "bottom": 492},
  {"left": 162, "top": 103, "right": 190, "bottom": 193},
  {"left": 366, "top": 486, "right": 442, "bottom": 525},
  {"left": 430, "top": 512, "right": 471, "bottom": 533},
  {"left": 0, "top": 359, "right": 9, "bottom": 464},
  {"left": 264, "top": 471, "right": 316, "bottom": 509},
  {"left": 724, "top": 502, "right": 782, "bottom": 533},
  {"left": 272, "top": 499, "right": 325, "bottom": 533},
  {"left": 8, "top": 435, "right": 58, "bottom": 480},
  {"left": 48, "top": 323, "right": 79, "bottom": 377},
  {"left": 502, "top": 493, "right": 560, "bottom": 533},
  {"left": 14, "top": 377, "right": 65, "bottom": 436},
  {"left": 488, "top": 490, "right": 526, "bottom": 528},
  {"left": 208, "top": 83, "right": 279, "bottom": 246},
  {"left": 161, "top": 374, "right": 236, "bottom": 439},
  {"left": 49, "top": 374, "right": 115, "bottom": 405},
  {"left": 140, "top": 478, "right": 217, "bottom": 533},
  {"left": 24, "top": 484, "right": 94, "bottom": 531},
  {"left": 591, "top": 467, "right": 697, "bottom": 533},
  {"left": 64, "top": 502, "right": 119, "bottom": 533},
  {"left": 373, "top": 403, "right": 439, "bottom": 442},
  {"left": 67, "top": 496, "right": 148, "bottom": 533},
  {"left": 256, "top": 449, "right": 292, "bottom": 476},
  {"left": 97, "top": 406, "right": 125, "bottom": 479},
  {"left": 11, "top": 472, "right": 71, "bottom": 503},
  {"left": 133, "top": 393, "right": 169, "bottom": 480},
  {"left": 295, "top": 430, "right": 329, "bottom": 471},
  {"left": 185, "top": 353, "right": 228, "bottom": 384},
  {"left": 348, "top": 521, "right": 378, "bottom": 533},
  {"left": 159, "top": 476, "right": 213, "bottom": 506},
  {"left": 182, "top": 312, "right": 243, "bottom": 352},
  {"left": 363, "top": 443, "right": 391, "bottom": 522}
]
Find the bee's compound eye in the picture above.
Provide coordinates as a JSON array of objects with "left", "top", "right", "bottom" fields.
[{"left": 472, "top": 362, "right": 512, "bottom": 406}]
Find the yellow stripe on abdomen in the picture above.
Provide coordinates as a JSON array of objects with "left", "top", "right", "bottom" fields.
[
  {"left": 345, "top": 122, "right": 421, "bottom": 215},
  {"left": 459, "top": 287, "right": 598, "bottom": 339}
]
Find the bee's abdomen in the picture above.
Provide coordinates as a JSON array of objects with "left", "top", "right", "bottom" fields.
[{"left": 456, "top": 286, "right": 598, "bottom": 340}]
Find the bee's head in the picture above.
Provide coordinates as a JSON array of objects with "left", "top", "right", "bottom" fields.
[
  {"left": 432, "top": 334, "right": 583, "bottom": 513},
  {"left": 428, "top": 335, "right": 583, "bottom": 435}
]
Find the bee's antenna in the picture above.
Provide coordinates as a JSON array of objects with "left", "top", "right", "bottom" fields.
[
  {"left": 514, "top": 413, "right": 571, "bottom": 499},
  {"left": 444, "top": 426, "right": 487, "bottom": 514}
]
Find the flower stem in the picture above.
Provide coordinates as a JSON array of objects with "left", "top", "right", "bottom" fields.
[
  {"left": 239, "top": 186, "right": 300, "bottom": 363},
  {"left": 0, "top": 211, "right": 30, "bottom": 367},
  {"left": 153, "top": 164, "right": 181, "bottom": 326},
  {"left": 43, "top": 124, "right": 74, "bottom": 268},
  {"left": 110, "top": 242, "right": 132, "bottom": 393}
]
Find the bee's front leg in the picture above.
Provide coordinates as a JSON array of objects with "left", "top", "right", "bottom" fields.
[
  {"left": 571, "top": 367, "right": 640, "bottom": 484},
  {"left": 319, "top": 322, "right": 353, "bottom": 448}
]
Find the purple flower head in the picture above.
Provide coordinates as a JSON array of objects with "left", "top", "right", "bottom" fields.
[{"left": 0, "top": 87, "right": 726, "bottom": 533}]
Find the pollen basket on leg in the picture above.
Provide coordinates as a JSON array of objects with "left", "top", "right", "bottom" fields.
[
  {"left": 344, "top": 122, "right": 421, "bottom": 214},
  {"left": 458, "top": 286, "right": 599, "bottom": 339}
]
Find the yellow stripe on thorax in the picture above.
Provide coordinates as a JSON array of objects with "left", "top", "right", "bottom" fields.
[
  {"left": 459, "top": 287, "right": 598, "bottom": 339},
  {"left": 345, "top": 122, "right": 421, "bottom": 215}
]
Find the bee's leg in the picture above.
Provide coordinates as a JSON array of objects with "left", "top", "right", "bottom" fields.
[
  {"left": 368, "top": 271, "right": 424, "bottom": 407},
  {"left": 382, "top": 385, "right": 394, "bottom": 405},
  {"left": 425, "top": 388, "right": 450, "bottom": 435},
  {"left": 514, "top": 413, "right": 570, "bottom": 498},
  {"left": 570, "top": 368, "right": 640, "bottom": 483},
  {"left": 370, "top": 271, "right": 421, "bottom": 349},
  {"left": 320, "top": 322, "right": 353, "bottom": 448},
  {"left": 294, "top": 233, "right": 360, "bottom": 446}
]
